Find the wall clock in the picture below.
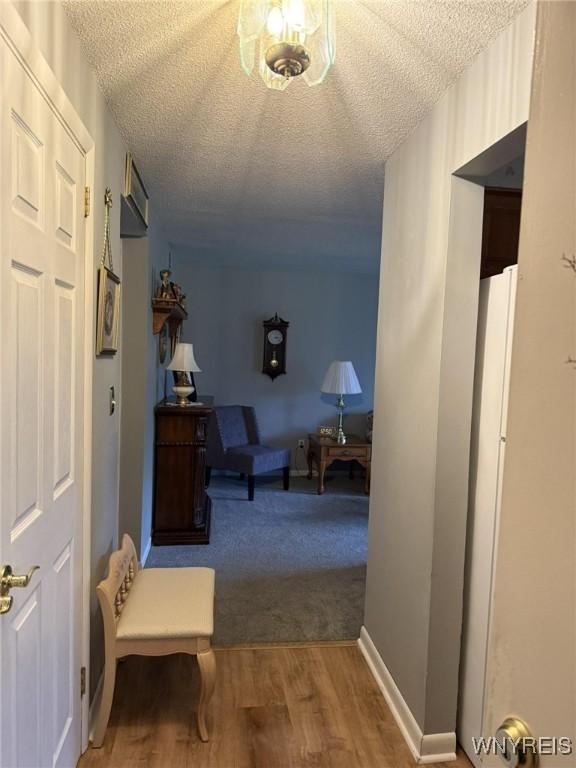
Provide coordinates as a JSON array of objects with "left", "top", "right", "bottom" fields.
[{"left": 262, "top": 314, "right": 289, "bottom": 380}]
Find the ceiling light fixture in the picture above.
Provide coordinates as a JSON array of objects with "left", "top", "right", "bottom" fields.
[{"left": 237, "top": 0, "right": 335, "bottom": 91}]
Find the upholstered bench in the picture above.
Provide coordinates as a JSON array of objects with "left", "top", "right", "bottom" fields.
[{"left": 93, "top": 534, "right": 216, "bottom": 748}]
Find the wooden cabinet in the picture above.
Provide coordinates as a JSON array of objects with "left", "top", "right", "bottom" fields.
[{"left": 152, "top": 401, "right": 212, "bottom": 545}]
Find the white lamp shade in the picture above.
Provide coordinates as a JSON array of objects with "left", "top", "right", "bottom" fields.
[
  {"left": 321, "top": 361, "right": 362, "bottom": 395},
  {"left": 167, "top": 342, "right": 201, "bottom": 372}
]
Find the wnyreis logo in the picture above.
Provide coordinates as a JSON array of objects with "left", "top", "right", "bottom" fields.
[{"left": 472, "top": 736, "right": 573, "bottom": 758}]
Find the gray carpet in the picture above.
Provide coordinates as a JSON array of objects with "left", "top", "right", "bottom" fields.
[{"left": 147, "top": 474, "right": 368, "bottom": 645}]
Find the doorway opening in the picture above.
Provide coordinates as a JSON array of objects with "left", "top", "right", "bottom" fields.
[{"left": 121, "top": 253, "right": 381, "bottom": 647}]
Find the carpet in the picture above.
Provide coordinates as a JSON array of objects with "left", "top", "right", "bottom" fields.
[{"left": 146, "top": 474, "right": 368, "bottom": 645}]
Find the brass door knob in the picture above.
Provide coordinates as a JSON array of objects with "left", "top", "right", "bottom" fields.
[
  {"left": 495, "top": 717, "right": 538, "bottom": 767},
  {"left": 0, "top": 565, "right": 39, "bottom": 615}
]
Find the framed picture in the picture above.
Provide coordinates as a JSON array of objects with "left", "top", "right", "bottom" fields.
[
  {"left": 96, "top": 265, "right": 121, "bottom": 355},
  {"left": 158, "top": 322, "right": 169, "bottom": 364},
  {"left": 124, "top": 153, "right": 149, "bottom": 228}
]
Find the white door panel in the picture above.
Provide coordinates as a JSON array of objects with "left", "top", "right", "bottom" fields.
[
  {"left": 1, "top": 26, "right": 86, "bottom": 768},
  {"left": 458, "top": 267, "right": 517, "bottom": 767}
]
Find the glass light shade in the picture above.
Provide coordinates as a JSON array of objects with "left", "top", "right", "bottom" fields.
[
  {"left": 266, "top": 6, "right": 284, "bottom": 35},
  {"left": 321, "top": 361, "right": 362, "bottom": 395},
  {"left": 167, "top": 342, "right": 201, "bottom": 372},
  {"left": 238, "top": 0, "right": 335, "bottom": 90},
  {"left": 302, "top": 0, "right": 335, "bottom": 86}
]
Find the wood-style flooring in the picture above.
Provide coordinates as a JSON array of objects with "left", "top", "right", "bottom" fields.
[{"left": 79, "top": 643, "right": 472, "bottom": 768}]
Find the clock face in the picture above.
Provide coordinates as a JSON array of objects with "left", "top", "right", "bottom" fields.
[{"left": 267, "top": 329, "right": 284, "bottom": 345}]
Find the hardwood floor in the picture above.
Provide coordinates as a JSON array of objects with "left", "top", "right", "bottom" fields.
[{"left": 79, "top": 643, "right": 472, "bottom": 768}]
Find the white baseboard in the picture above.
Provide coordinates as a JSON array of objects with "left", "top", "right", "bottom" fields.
[
  {"left": 140, "top": 536, "right": 152, "bottom": 568},
  {"left": 290, "top": 469, "right": 309, "bottom": 476},
  {"left": 358, "top": 626, "right": 456, "bottom": 764},
  {"left": 88, "top": 669, "right": 104, "bottom": 743}
]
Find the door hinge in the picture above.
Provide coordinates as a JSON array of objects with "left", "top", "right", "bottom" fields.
[
  {"left": 84, "top": 186, "right": 91, "bottom": 218},
  {"left": 80, "top": 666, "right": 86, "bottom": 697}
]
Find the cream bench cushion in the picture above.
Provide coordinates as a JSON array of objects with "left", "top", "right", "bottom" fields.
[{"left": 117, "top": 567, "right": 215, "bottom": 641}]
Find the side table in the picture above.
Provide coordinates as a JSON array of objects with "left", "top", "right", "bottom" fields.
[{"left": 307, "top": 433, "right": 371, "bottom": 495}]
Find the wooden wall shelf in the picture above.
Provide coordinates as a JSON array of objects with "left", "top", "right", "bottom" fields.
[{"left": 152, "top": 297, "right": 188, "bottom": 335}]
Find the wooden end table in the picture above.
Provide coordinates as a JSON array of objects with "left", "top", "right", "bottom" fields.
[{"left": 307, "top": 433, "right": 371, "bottom": 495}]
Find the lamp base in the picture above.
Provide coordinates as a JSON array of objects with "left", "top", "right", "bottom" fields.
[
  {"left": 173, "top": 385, "right": 194, "bottom": 406},
  {"left": 336, "top": 395, "right": 346, "bottom": 444}
]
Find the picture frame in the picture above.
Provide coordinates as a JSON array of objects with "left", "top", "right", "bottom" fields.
[
  {"left": 96, "top": 265, "right": 121, "bottom": 355},
  {"left": 124, "top": 153, "right": 149, "bottom": 228},
  {"left": 158, "top": 322, "right": 169, "bottom": 364}
]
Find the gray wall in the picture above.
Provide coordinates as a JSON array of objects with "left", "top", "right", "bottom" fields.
[
  {"left": 171, "top": 254, "right": 379, "bottom": 456},
  {"left": 141, "top": 226, "right": 170, "bottom": 554},
  {"left": 119, "top": 223, "right": 170, "bottom": 559},
  {"left": 364, "top": 2, "right": 536, "bottom": 739},
  {"left": 119, "top": 240, "right": 148, "bottom": 555}
]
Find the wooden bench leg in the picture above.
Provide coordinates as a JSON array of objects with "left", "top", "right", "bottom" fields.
[
  {"left": 92, "top": 657, "right": 117, "bottom": 748},
  {"left": 196, "top": 649, "right": 216, "bottom": 742},
  {"left": 248, "top": 475, "right": 255, "bottom": 501}
]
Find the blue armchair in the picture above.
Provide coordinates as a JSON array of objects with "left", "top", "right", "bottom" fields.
[{"left": 206, "top": 406, "right": 291, "bottom": 500}]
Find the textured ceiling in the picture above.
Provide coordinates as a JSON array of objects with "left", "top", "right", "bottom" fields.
[{"left": 63, "top": 0, "right": 529, "bottom": 272}]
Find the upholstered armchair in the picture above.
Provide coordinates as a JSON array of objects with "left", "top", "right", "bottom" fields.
[{"left": 206, "top": 406, "right": 291, "bottom": 500}]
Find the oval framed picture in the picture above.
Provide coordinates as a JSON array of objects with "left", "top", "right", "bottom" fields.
[
  {"left": 159, "top": 322, "right": 168, "bottom": 364},
  {"left": 96, "top": 265, "right": 121, "bottom": 355}
]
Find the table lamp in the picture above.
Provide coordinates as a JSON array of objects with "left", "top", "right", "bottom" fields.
[
  {"left": 321, "top": 361, "right": 362, "bottom": 444},
  {"left": 167, "top": 343, "right": 201, "bottom": 406}
]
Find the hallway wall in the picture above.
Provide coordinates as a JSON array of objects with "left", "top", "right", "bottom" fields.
[
  {"left": 119, "top": 224, "right": 170, "bottom": 563},
  {"left": 363, "top": 0, "right": 537, "bottom": 747}
]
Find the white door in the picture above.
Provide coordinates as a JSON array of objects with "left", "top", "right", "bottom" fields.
[
  {"left": 481, "top": 3, "right": 575, "bottom": 763},
  {"left": 0, "top": 23, "right": 86, "bottom": 768},
  {"left": 458, "top": 266, "right": 517, "bottom": 767}
]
